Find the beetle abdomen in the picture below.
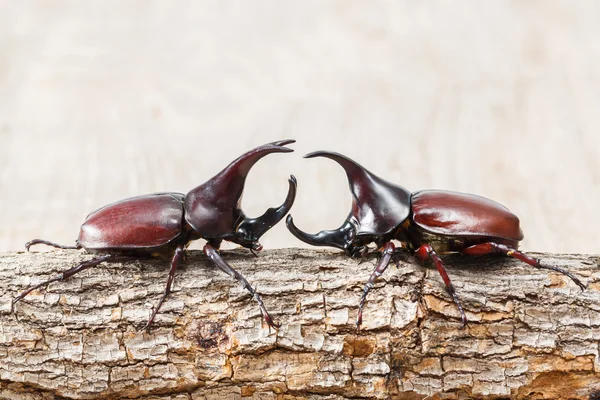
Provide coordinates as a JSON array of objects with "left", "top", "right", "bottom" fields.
[
  {"left": 78, "top": 193, "right": 185, "bottom": 250},
  {"left": 411, "top": 190, "right": 524, "bottom": 241}
]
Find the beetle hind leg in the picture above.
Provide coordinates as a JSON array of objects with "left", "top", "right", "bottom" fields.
[
  {"left": 461, "top": 242, "right": 585, "bottom": 290},
  {"left": 13, "top": 254, "right": 118, "bottom": 304},
  {"left": 415, "top": 243, "right": 467, "bottom": 327},
  {"left": 25, "top": 239, "right": 81, "bottom": 251}
]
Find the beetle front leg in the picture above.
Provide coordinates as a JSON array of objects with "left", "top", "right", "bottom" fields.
[
  {"left": 415, "top": 244, "right": 467, "bottom": 327},
  {"left": 461, "top": 242, "right": 585, "bottom": 290},
  {"left": 141, "top": 245, "right": 185, "bottom": 331},
  {"left": 357, "top": 241, "right": 395, "bottom": 330},
  {"left": 203, "top": 243, "right": 279, "bottom": 329}
]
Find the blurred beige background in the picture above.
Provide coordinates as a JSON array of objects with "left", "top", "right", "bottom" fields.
[{"left": 0, "top": 1, "right": 598, "bottom": 254}]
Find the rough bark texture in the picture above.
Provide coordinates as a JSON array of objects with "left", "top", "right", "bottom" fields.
[{"left": 1, "top": 248, "right": 599, "bottom": 400}]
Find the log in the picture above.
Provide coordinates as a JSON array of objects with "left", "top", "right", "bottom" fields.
[{"left": 1, "top": 248, "right": 599, "bottom": 399}]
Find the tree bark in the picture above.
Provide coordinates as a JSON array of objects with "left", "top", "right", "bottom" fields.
[{"left": 1, "top": 248, "right": 599, "bottom": 399}]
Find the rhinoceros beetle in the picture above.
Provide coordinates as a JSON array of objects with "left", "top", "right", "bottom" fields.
[
  {"left": 17, "top": 139, "right": 297, "bottom": 330},
  {"left": 286, "top": 151, "right": 585, "bottom": 328}
]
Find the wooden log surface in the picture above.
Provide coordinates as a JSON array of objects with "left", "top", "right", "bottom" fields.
[{"left": 1, "top": 248, "right": 599, "bottom": 399}]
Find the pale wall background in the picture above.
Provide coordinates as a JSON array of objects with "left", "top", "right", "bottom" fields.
[{"left": 0, "top": 1, "right": 598, "bottom": 253}]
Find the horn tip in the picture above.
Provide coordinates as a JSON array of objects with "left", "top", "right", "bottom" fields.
[
  {"left": 272, "top": 139, "right": 296, "bottom": 148},
  {"left": 289, "top": 174, "right": 297, "bottom": 185},
  {"left": 304, "top": 150, "right": 339, "bottom": 159}
]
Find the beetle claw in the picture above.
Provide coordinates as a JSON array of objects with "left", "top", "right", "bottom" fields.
[
  {"left": 356, "top": 312, "right": 363, "bottom": 332},
  {"left": 263, "top": 313, "right": 281, "bottom": 331}
]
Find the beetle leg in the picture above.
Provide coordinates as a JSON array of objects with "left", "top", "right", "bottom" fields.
[
  {"left": 415, "top": 244, "right": 467, "bottom": 327},
  {"left": 13, "top": 254, "right": 120, "bottom": 304},
  {"left": 461, "top": 242, "right": 586, "bottom": 290},
  {"left": 141, "top": 245, "right": 185, "bottom": 331},
  {"left": 203, "top": 243, "right": 279, "bottom": 330},
  {"left": 25, "top": 239, "right": 81, "bottom": 252},
  {"left": 357, "top": 242, "right": 395, "bottom": 330}
]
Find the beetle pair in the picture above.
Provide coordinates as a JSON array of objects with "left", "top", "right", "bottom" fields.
[{"left": 16, "top": 140, "right": 585, "bottom": 330}]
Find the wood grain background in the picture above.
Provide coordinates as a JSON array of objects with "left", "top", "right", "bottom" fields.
[{"left": 0, "top": 1, "right": 598, "bottom": 253}]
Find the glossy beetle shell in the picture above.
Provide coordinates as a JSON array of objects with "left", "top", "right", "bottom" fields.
[
  {"left": 78, "top": 193, "right": 184, "bottom": 250},
  {"left": 411, "top": 190, "right": 524, "bottom": 241}
]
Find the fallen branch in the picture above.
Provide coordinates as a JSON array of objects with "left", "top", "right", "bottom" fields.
[{"left": 1, "top": 248, "right": 599, "bottom": 399}]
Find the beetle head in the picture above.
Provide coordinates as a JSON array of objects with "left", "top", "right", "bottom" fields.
[
  {"left": 286, "top": 151, "right": 411, "bottom": 256},
  {"left": 185, "top": 139, "right": 297, "bottom": 251}
]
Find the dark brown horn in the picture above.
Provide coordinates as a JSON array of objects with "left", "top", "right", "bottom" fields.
[
  {"left": 286, "top": 215, "right": 356, "bottom": 251},
  {"left": 184, "top": 140, "right": 295, "bottom": 239},
  {"left": 286, "top": 151, "right": 411, "bottom": 252},
  {"left": 303, "top": 151, "right": 411, "bottom": 237},
  {"left": 236, "top": 175, "right": 297, "bottom": 242}
]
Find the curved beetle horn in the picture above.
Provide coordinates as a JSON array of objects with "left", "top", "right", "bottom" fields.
[
  {"left": 286, "top": 215, "right": 355, "bottom": 251},
  {"left": 237, "top": 175, "right": 297, "bottom": 241},
  {"left": 286, "top": 151, "right": 411, "bottom": 250},
  {"left": 184, "top": 139, "right": 296, "bottom": 239},
  {"left": 304, "top": 151, "right": 411, "bottom": 237}
]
